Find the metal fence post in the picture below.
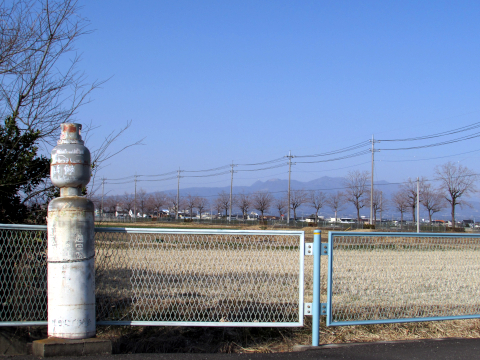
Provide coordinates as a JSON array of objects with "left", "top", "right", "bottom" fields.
[
  {"left": 48, "top": 123, "right": 95, "bottom": 339},
  {"left": 312, "top": 229, "right": 321, "bottom": 346}
]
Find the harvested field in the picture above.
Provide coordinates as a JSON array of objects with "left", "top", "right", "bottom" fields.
[
  {"left": 329, "top": 235, "right": 480, "bottom": 323},
  {"left": 95, "top": 231, "right": 304, "bottom": 324}
]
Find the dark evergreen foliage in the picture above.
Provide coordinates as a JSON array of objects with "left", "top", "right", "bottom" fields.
[{"left": 0, "top": 117, "right": 50, "bottom": 223}]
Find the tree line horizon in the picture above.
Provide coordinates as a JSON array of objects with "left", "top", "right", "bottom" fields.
[{"left": 92, "top": 161, "right": 478, "bottom": 229}]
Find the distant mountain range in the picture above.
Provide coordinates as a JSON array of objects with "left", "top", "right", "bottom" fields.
[{"left": 160, "top": 176, "right": 480, "bottom": 221}]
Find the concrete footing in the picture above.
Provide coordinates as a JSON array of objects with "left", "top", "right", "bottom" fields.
[{"left": 32, "top": 337, "right": 112, "bottom": 357}]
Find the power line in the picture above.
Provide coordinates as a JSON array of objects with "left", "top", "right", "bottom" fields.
[
  {"left": 295, "top": 141, "right": 370, "bottom": 158},
  {"left": 379, "top": 121, "right": 480, "bottom": 142},
  {"left": 183, "top": 171, "right": 231, "bottom": 178},
  {"left": 237, "top": 157, "right": 286, "bottom": 166},
  {"left": 183, "top": 165, "right": 230, "bottom": 173},
  {"left": 379, "top": 148, "right": 480, "bottom": 162},
  {"left": 295, "top": 150, "right": 371, "bottom": 164},
  {"left": 99, "top": 120, "right": 480, "bottom": 196},
  {"left": 236, "top": 163, "right": 288, "bottom": 172},
  {"left": 379, "top": 131, "right": 480, "bottom": 151}
]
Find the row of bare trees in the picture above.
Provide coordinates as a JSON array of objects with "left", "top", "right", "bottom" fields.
[
  {"left": 391, "top": 162, "right": 477, "bottom": 229},
  {"left": 95, "top": 162, "right": 478, "bottom": 228},
  {"left": 344, "top": 162, "right": 478, "bottom": 230},
  {"left": 94, "top": 188, "right": 348, "bottom": 222}
]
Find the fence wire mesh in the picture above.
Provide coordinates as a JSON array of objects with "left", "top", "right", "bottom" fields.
[
  {"left": 328, "top": 232, "right": 480, "bottom": 325},
  {"left": 95, "top": 229, "right": 303, "bottom": 325},
  {"left": 0, "top": 226, "right": 47, "bottom": 324},
  {"left": 0, "top": 225, "right": 303, "bottom": 326}
]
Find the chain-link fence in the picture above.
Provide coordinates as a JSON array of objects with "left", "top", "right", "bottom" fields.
[
  {"left": 0, "top": 225, "right": 48, "bottom": 326},
  {"left": 326, "top": 232, "right": 480, "bottom": 326},
  {"left": 95, "top": 228, "right": 305, "bottom": 326},
  {"left": 0, "top": 225, "right": 305, "bottom": 327}
]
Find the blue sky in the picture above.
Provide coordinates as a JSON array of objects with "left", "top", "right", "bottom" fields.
[{"left": 72, "top": 0, "right": 480, "bottom": 196}]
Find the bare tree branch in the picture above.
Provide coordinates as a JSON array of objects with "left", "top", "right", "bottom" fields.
[
  {"left": 326, "top": 191, "right": 346, "bottom": 223},
  {"left": 343, "top": 170, "right": 369, "bottom": 222},
  {"left": 435, "top": 161, "right": 478, "bottom": 230}
]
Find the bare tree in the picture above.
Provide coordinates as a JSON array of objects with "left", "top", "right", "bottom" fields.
[
  {"left": 213, "top": 196, "right": 223, "bottom": 218},
  {"left": 195, "top": 196, "right": 209, "bottom": 219},
  {"left": 0, "top": 0, "right": 105, "bottom": 141},
  {"left": 290, "top": 189, "right": 307, "bottom": 220},
  {"left": 392, "top": 190, "right": 409, "bottom": 230},
  {"left": 251, "top": 191, "right": 273, "bottom": 219},
  {"left": 235, "top": 192, "right": 251, "bottom": 220},
  {"left": 108, "top": 194, "right": 122, "bottom": 215},
  {"left": 343, "top": 170, "right": 369, "bottom": 222},
  {"left": 167, "top": 194, "right": 180, "bottom": 218},
  {"left": 398, "top": 178, "right": 424, "bottom": 223},
  {"left": 435, "top": 162, "right": 478, "bottom": 230},
  {"left": 185, "top": 194, "right": 197, "bottom": 218},
  {"left": 274, "top": 197, "right": 287, "bottom": 219},
  {"left": 122, "top": 192, "right": 134, "bottom": 217},
  {"left": 309, "top": 190, "right": 326, "bottom": 223},
  {"left": 143, "top": 194, "right": 156, "bottom": 216},
  {"left": 0, "top": 1, "right": 143, "bottom": 199},
  {"left": 326, "top": 191, "right": 346, "bottom": 223},
  {"left": 149, "top": 191, "right": 167, "bottom": 219},
  {"left": 136, "top": 188, "right": 148, "bottom": 217},
  {"left": 90, "top": 195, "right": 102, "bottom": 214},
  {"left": 215, "top": 191, "right": 230, "bottom": 217},
  {"left": 85, "top": 121, "right": 144, "bottom": 195},
  {"left": 420, "top": 183, "right": 447, "bottom": 223},
  {"left": 104, "top": 195, "right": 118, "bottom": 214},
  {"left": 369, "top": 189, "right": 388, "bottom": 223},
  {"left": 179, "top": 197, "right": 188, "bottom": 218}
]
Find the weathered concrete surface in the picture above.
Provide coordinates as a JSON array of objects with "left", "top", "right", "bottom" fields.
[{"left": 32, "top": 337, "right": 111, "bottom": 357}]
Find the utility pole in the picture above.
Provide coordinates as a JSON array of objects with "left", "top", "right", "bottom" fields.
[
  {"left": 417, "top": 177, "right": 420, "bottom": 233},
  {"left": 370, "top": 135, "right": 375, "bottom": 225},
  {"left": 134, "top": 174, "right": 137, "bottom": 223},
  {"left": 101, "top": 177, "right": 105, "bottom": 220},
  {"left": 286, "top": 151, "right": 294, "bottom": 224},
  {"left": 176, "top": 168, "right": 181, "bottom": 220},
  {"left": 379, "top": 191, "right": 383, "bottom": 227},
  {"left": 229, "top": 161, "right": 235, "bottom": 222}
]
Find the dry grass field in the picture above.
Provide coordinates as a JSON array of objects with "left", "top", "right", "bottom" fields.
[
  {"left": 91, "top": 223, "right": 480, "bottom": 353},
  {"left": 95, "top": 230, "right": 302, "bottom": 324}
]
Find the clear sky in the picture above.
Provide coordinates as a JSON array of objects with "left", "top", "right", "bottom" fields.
[{"left": 72, "top": 0, "right": 480, "bottom": 196}]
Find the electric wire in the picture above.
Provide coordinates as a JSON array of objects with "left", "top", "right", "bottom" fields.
[
  {"left": 379, "top": 148, "right": 480, "bottom": 162},
  {"left": 183, "top": 171, "right": 231, "bottom": 178},
  {"left": 295, "top": 141, "right": 370, "bottom": 158},
  {"left": 100, "top": 120, "right": 480, "bottom": 196},
  {"left": 183, "top": 165, "right": 231, "bottom": 173},
  {"left": 379, "top": 131, "right": 480, "bottom": 151},
  {"left": 237, "top": 157, "right": 286, "bottom": 166},
  {"left": 378, "top": 121, "right": 480, "bottom": 142},
  {"left": 236, "top": 163, "right": 289, "bottom": 172},
  {"left": 138, "top": 171, "right": 177, "bottom": 177},
  {"left": 295, "top": 150, "right": 371, "bottom": 164}
]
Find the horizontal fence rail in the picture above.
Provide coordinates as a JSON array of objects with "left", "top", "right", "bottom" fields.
[
  {"left": 326, "top": 231, "right": 480, "bottom": 326},
  {"left": 0, "top": 224, "right": 304, "bottom": 327}
]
